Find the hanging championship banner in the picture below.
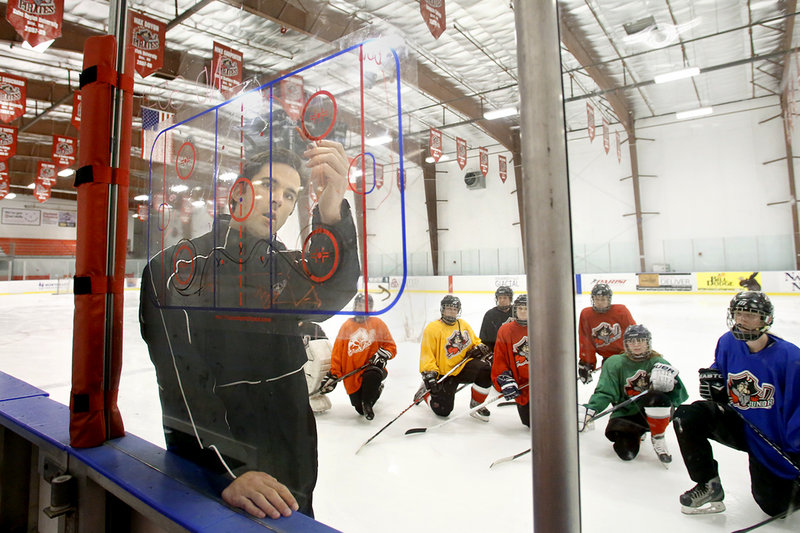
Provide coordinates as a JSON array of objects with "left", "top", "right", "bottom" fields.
[
  {"left": 0, "top": 160, "right": 8, "bottom": 182},
  {"left": 0, "top": 178, "right": 8, "bottom": 200},
  {"left": 479, "top": 147, "right": 488, "bottom": 177},
  {"left": 616, "top": 131, "right": 621, "bottom": 163},
  {"left": 37, "top": 161, "right": 56, "bottom": 186},
  {"left": 602, "top": 118, "right": 610, "bottom": 154},
  {"left": 376, "top": 163, "right": 384, "bottom": 189},
  {"left": 420, "top": 0, "right": 446, "bottom": 40},
  {"left": 456, "top": 137, "right": 467, "bottom": 170},
  {"left": 498, "top": 155, "right": 507, "bottom": 183},
  {"left": 0, "top": 73, "right": 26, "bottom": 124},
  {"left": 34, "top": 175, "right": 51, "bottom": 203},
  {"left": 587, "top": 102, "right": 595, "bottom": 142},
  {"left": 129, "top": 10, "right": 165, "bottom": 78},
  {"left": 5, "top": 0, "right": 64, "bottom": 48},
  {"left": 52, "top": 135, "right": 76, "bottom": 169},
  {"left": 429, "top": 127, "right": 442, "bottom": 162},
  {"left": 0, "top": 126, "right": 17, "bottom": 160},
  {"left": 397, "top": 168, "right": 404, "bottom": 192},
  {"left": 212, "top": 41, "right": 243, "bottom": 98},
  {"left": 71, "top": 91, "right": 81, "bottom": 129},
  {"left": 280, "top": 75, "right": 305, "bottom": 121}
]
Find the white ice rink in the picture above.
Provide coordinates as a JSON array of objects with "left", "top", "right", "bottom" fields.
[{"left": 2, "top": 289, "right": 799, "bottom": 532}]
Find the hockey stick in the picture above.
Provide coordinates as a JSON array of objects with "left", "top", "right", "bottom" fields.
[
  {"left": 732, "top": 507, "right": 796, "bottom": 533},
  {"left": 354, "top": 356, "right": 473, "bottom": 454},
  {"left": 490, "top": 390, "right": 651, "bottom": 469},
  {"left": 309, "top": 362, "right": 371, "bottom": 396},
  {"left": 405, "top": 383, "right": 530, "bottom": 435},
  {"left": 490, "top": 448, "right": 532, "bottom": 469},
  {"left": 728, "top": 403, "right": 800, "bottom": 475}
]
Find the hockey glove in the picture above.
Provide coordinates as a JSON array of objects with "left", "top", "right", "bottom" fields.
[
  {"left": 649, "top": 362, "right": 679, "bottom": 393},
  {"left": 496, "top": 370, "right": 521, "bottom": 400},
  {"left": 698, "top": 368, "right": 727, "bottom": 403},
  {"left": 466, "top": 343, "right": 492, "bottom": 362},
  {"left": 578, "top": 361, "right": 594, "bottom": 384},
  {"left": 422, "top": 371, "right": 439, "bottom": 392},
  {"left": 319, "top": 372, "right": 338, "bottom": 394},
  {"left": 577, "top": 404, "right": 596, "bottom": 433},
  {"left": 370, "top": 347, "right": 393, "bottom": 370}
]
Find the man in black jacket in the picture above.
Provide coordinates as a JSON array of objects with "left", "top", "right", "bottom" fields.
[{"left": 140, "top": 140, "right": 358, "bottom": 519}]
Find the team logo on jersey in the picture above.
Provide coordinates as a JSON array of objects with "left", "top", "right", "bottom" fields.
[
  {"left": 728, "top": 371, "right": 775, "bottom": 409},
  {"left": 348, "top": 327, "right": 375, "bottom": 357},
  {"left": 592, "top": 322, "right": 621, "bottom": 348},
  {"left": 445, "top": 329, "right": 471, "bottom": 358},
  {"left": 513, "top": 336, "right": 530, "bottom": 367},
  {"left": 625, "top": 370, "right": 650, "bottom": 395}
]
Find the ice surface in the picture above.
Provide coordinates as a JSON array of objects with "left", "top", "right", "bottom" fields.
[{"left": 1, "top": 290, "right": 799, "bottom": 532}]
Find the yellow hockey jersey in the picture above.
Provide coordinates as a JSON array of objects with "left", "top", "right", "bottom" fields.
[{"left": 419, "top": 318, "right": 481, "bottom": 377}]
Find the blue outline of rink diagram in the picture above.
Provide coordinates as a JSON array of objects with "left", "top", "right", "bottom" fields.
[{"left": 146, "top": 39, "right": 408, "bottom": 318}]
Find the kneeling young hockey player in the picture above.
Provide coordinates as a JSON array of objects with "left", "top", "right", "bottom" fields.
[
  {"left": 319, "top": 294, "right": 397, "bottom": 420},
  {"left": 491, "top": 295, "right": 531, "bottom": 427},
  {"left": 579, "top": 324, "right": 688, "bottom": 465},
  {"left": 673, "top": 291, "right": 800, "bottom": 517}
]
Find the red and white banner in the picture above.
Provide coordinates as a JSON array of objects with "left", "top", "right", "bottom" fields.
[
  {"left": 71, "top": 91, "right": 80, "bottom": 129},
  {"left": 479, "top": 147, "right": 488, "bottom": 177},
  {"left": 129, "top": 10, "right": 165, "bottom": 78},
  {"left": 429, "top": 127, "right": 442, "bottom": 163},
  {"left": 498, "top": 155, "right": 507, "bottom": 183},
  {"left": 34, "top": 176, "right": 50, "bottom": 202},
  {"left": 37, "top": 161, "right": 56, "bottom": 186},
  {"left": 212, "top": 41, "right": 243, "bottom": 99},
  {"left": 456, "top": 137, "right": 467, "bottom": 170},
  {"left": 137, "top": 204, "right": 148, "bottom": 221},
  {"left": 376, "top": 163, "right": 384, "bottom": 189},
  {"left": 420, "top": 0, "right": 446, "bottom": 40},
  {"left": 5, "top": 0, "right": 64, "bottom": 48},
  {"left": 616, "top": 131, "right": 622, "bottom": 163},
  {"left": 0, "top": 73, "right": 26, "bottom": 124},
  {"left": 0, "top": 126, "right": 17, "bottom": 160},
  {"left": 0, "top": 160, "right": 8, "bottom": 182},
  {"left": 397, "top": 168, "right": 404, "bottom": 192},
  {"left": 280, "top": 75, "right": 305, "bottom": 121},
  {"left": 587, "top": 102, "right": 595, "bottom": 142},
  {"left": 52, "top": 135, "right": 76, "bottom": 169},
  {"left": 0, "top": 177, "right": 8, "bottom": 200},
  {"left": 602, "top": 118, "right": 610, "bottom": 154}
]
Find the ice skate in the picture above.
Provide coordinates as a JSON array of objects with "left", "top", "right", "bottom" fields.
[
  {"left": 651, "top": 433, "right": 672, "bottom": 467},
  {"left": 469, "top": 399, "right": 491, "bottom": 422},
  {"left": 362, "top": 401, "right": 375, "bottom": 421},
  {"left": 679, "top": 477, "right": 726, "bottom": 515}
]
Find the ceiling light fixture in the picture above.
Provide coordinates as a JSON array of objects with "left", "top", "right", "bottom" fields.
[
  {"left": 654, "top": 67, "right": 700, "bottom": 84},
  {"left": 675, "top": 107, "right": 713, "bottom": 120},
  {"left": 21, "top": 39, "right": 55, "bottom": 53},
  {"left": 170, "top": 184, "right": 188, "bottom": 193},
  {"left": 26, "top": 183, "right": 35, "bottom": 189},
  {"left": 365, "top": 135, "right": 392, "bottom": 146},
  {"left": 750, "top": 0, "right": 779, "bottom": 10},
  {"left": 134, "top": 194, "right": 149, "bottom": 201},
  {"left": 4, "top": 192, "right": 16, "bottom": 199},
  {"left": 484, "top": 107, "right": 518, "bottom": 120},
  {"left": 425, "top": 156, "right": 435, "bottom": 163},
  {"left": 57, "top": 168, "right": 74, "bottom": 177}
]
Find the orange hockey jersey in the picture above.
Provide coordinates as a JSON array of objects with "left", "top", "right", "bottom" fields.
[
  {"left": 491, "top": 320, "right": 530, "bottom": 406},
  {"left": 330, "top": 317, "right": 397, "bottom": 394},
  {"left": 578, "top": 304, "right": 635, "bottom": 370}
]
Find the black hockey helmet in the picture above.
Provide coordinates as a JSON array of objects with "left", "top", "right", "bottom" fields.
[
  {"left": 495, "top": 285, "right": 514, "bottom": 307},
  {"left": 590, "top": 283, "right": 613, "bottom": 313},
  {"left": 727, "top": 291, "right": 773, "bottom": 341},
  {"left": 624, "top": 324, "right": 652, "bottom": 361},
  {"left": 513, "top": 294, "right": 528, "bottom": 326},
  {"left": 440, "top": 295, "right": 461, "bottom": 325}
]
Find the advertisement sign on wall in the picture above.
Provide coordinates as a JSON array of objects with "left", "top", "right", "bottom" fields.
[{"left": 696, "top": 272, "right": 761, "bottom": 292}]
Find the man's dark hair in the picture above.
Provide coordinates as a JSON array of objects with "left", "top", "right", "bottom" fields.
[{"left": 242, "top": 147, "right": 308, "bottom": 189}]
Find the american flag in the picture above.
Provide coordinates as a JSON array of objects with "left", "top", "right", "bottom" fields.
[{"left": 141, "top": 106, "right": 174, "bottom": 164}]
